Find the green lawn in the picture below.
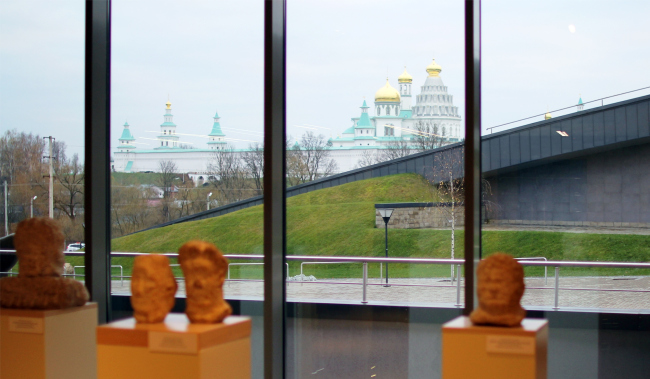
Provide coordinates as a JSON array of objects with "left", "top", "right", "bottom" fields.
[{"left": 84, "top": 173, "right": 650, "bottom": 280}]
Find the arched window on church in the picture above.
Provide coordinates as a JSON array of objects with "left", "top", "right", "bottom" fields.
[
  {"left": 442, "top": 126, "right": 446, "bottom": 136},
  {"left": 386, "top": 106, "right": 390, "bottom": 116},
  {"left": 377, "top": 107, "right": 380, "bottom": 115}
]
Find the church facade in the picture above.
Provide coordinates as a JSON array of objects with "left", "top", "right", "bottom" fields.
[{"left": 113, "top": 59, "right": 462, "bottom": 176}]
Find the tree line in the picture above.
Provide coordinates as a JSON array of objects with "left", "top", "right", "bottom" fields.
[
  {"left": 1, "top": 130, "right": 341, "bottom": 241},
  {"left": 1, "top": 126, "right": 466, "bottom": 242}
]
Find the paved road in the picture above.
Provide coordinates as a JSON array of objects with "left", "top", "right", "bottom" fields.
[
  {"left": 110, "top": 275, "right": 650, "bottom": 311},
  {"left": 482, "top": 224, "right": 650, "bottom": 235}
]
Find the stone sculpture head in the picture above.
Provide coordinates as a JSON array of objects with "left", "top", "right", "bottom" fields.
[
  {"left": 15, "top": 217, "right": 65, "bottom": 277},
  {"left": 179, "top": 241, "right": 231, "bottom": 323},
  {"left": 131, "top": 255, "right": 178, "bottom": 323},
  {"left": 470, "top": 253, "right": 526, "bottom": 326}
]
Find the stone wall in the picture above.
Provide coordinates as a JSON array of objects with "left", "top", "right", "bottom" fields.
[{"left": 375, "top": 203, "right": 465, "bottom": 229}]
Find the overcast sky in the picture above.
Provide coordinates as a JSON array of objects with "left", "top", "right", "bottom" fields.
[{"left": 1, "top": 0, "right": 649, "bottom": 160}]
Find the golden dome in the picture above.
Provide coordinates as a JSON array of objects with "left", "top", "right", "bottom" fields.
[
  {"left": 544, "top": 112, "right": 552, "bottom": 120},
  {"left": 374, "top": 79, "right": 401, "bottom": 102},
  {"left": 398, "top": 67, "right": 413, "bottom": 83},
  {"left": 166, "top": 100, "right": 172, "bottom": 109},
  {"left": 426, "top": 58, "right": 442, "bottom": 77}
]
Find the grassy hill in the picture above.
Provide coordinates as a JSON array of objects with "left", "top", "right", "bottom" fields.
[{"left": 76, "top": 173, "right": 650, "bottom": 279}]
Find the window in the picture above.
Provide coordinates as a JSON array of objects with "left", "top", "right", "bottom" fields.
[
  {"left": 481, "top": 0, "right": 650, "bottom": 314},
  {"left": 68, "top": 1, "right": 650, "bottom": 378},
  {"left": 1, "top": 0, "right": 85, "bottom": 284}
]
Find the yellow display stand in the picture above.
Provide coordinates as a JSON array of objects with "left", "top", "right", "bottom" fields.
[
  {"left": 97, "top": 313, "right": 251, "bottom": 379},
  {"left": 0, "top": 303, "right": 98, "bottom": 379},
  {"left": 442, "top": 316, "right": 548, "bottom": 379}
]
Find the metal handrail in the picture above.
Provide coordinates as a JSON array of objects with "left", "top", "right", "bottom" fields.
[
  {"left": 485, "top": 86, "right": 650, "bottom": 133},
  {"left": 227, "top": 262, "right": 289, "bottom": 281},
  {"left": 516, "top": 257, "right": 548, "bottom": 284},
  {"left": 2, "top": 249, "right": 649, "bottom": 309},
  {"left": 73, "top": 265, "right": 124, "bottom": 286},
  {"left": 2, "top": 249, "right": 649, "bottom": 268}
]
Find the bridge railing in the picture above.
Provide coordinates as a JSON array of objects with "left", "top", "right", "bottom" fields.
[
  {"left": 1, "top": 250, "right": 649, "bottom": 310},
  {"left": 485, "top": 86, "right": 650, "bottom": 134}
]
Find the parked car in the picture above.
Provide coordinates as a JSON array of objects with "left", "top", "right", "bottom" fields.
[{"left": 66, "top": 243, "right": 85, "bottom": 252}]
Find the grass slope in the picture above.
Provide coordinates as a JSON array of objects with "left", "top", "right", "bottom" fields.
[{"left": 100, "top": 173, "right": 650, "bottom": 279}]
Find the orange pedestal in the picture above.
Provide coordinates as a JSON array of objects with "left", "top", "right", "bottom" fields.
[
  {"left": 442, "top": 316, "right": 548, "bottom": 379},
  {"left": 97, "top": 313, "right": 251, "bottom": 379},
  {"left": 0, "top": 303, "right": 98, "bottom": 379}
]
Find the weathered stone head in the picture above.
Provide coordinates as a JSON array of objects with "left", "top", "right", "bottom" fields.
[
  {"left": 0, "top": 217, "right": 89, "bottom": 309},
  {"left": 470, "top": 253, "right": 526, "bottom": 327},
  {"left": 131, "top": 255, "right": 178, "bottom": 323},
  {"left": 15, "top": 217, "right": 65, "bottom": 277},
  {"left": 178, "top": 241, "right": 231, "bottom": 323}
]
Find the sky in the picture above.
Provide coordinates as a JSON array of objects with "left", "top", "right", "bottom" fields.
[{"left": 1, "top": 0, "right": 649, "bottom": 160}]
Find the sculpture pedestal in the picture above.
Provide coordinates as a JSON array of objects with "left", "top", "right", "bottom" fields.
[
  {"left": 97, "top": 313, "right": 251, "bottom": 379},
  {"left": 442, "top": 316, "right": 548, "bottom": 379},
  {"left": 0, "top": 303, "right": 98, "bottom": 379}
]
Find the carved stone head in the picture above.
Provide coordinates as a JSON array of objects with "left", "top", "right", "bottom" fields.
[
  {"left": 131, "top": 255, "right": 178, "bottom": 323},
  {"left": 179, "top": 241, "right": 231, "bottom": 323},
  {"left": 15, "top": 217, "right": 65, "bottom": 277},
  {"left": 470, "top": 253, "right": 526, "bottom": 326}
]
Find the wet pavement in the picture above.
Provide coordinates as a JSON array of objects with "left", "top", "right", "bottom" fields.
[{"left": 110, "top": 275, "right": 650, "bottom": 311}]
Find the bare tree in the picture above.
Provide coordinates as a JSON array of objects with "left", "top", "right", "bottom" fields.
[
  {"left": 0, "top": 130, "right": 45, "bottom": 185},
  {"left": 207, "top": 145, "right": 250, "bottom": 205},
  {"left": 412, "top": 120, "right": 445, "bottom": 152},
  {"left": 52, "top": 141, "right": 84, "bottom": 221},
  {"left": 428, "top": 146, "right": 493, "bottom": 281},
  {"left": 155, "top": 160, "right": 178, "bottom": 222},
  {"left": 355, "top": 149, "right": 378, "bottom": 168},
  {"left": 287, "top": 132, "right": 338, "bottom": 186},
  {"left": 0, "top": 130, "right": 48, "bottom": 234},
  {"left": 171, "top": 180, "right": 213, "bottom": 219},
  {"left": 376, "top": 138, "right": 414, "bottom": 163},
  {"left": 241, "top": 143, "right": 264, "bottom": 195},
  {"left": 111, "top": 184, "right": 157, "bottom": 237}
]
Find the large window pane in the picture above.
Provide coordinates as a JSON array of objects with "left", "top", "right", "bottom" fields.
[
  {"left": 286, "top": 0, "right": 465, "bottom": 376},
  {"left": 0, "top": 0, "right": 85, "bottom": 282},
  {"left": 482, "top": 0, "right": 650, "bottom": 313},
  {"left": 110, "top": 0, "right": 264, "bottom": 376}
]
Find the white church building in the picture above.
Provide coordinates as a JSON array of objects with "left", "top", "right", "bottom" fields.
[{"left": 113, "top": 58, "right": 462, "bottom": 176}]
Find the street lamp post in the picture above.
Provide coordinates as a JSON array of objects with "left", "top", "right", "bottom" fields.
[
  {"left": 31, "top": 195, "right": 37, "bottom": 218},
  {"left": 378, "top": 208, "right": 394, "bottom": 287},
  {"left": 207, "top": 192, "right": 213, "bottom": 210}
]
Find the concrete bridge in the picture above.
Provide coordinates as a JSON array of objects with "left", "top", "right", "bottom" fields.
[{"left": 141, "top": 94, "right": 650, "bottom": 232}]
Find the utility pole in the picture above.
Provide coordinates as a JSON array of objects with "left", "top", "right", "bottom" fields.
[
  {"left": 44, "top": 136, "right": 55, "bottom": 218},
  {"left": 4, "top": 180, "right": 7, "bottom": 235}
]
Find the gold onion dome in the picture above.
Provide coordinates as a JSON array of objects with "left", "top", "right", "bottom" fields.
[
  {"left": 426, "top": 58, "right": 442, "bottom": 77},
  {"left": 374, "top": 79, "right": 401, "bottom": 102},
  {"left": 166, "top": 100, "right": 172, "bottom": 109},
  {"left": 398, "top": 67, "right": 413, "bottom": 83},
  {"left": 545, "top": 111, "right": 552, "bottom": 120}
]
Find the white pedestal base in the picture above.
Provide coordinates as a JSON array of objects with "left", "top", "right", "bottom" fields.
[
  {"left": 97, "top": 313, "right": 251, "bottom": 379},
  {"left": 442, "top": 316, "right": 548, "bottom": 379},
  {"left": 0, "top": 303, "right": 98, "bottom": 379}
]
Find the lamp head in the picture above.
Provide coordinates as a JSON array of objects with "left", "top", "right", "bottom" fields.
[{"left": 378, "top": 208, "right": 394, "bottom": 223}]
